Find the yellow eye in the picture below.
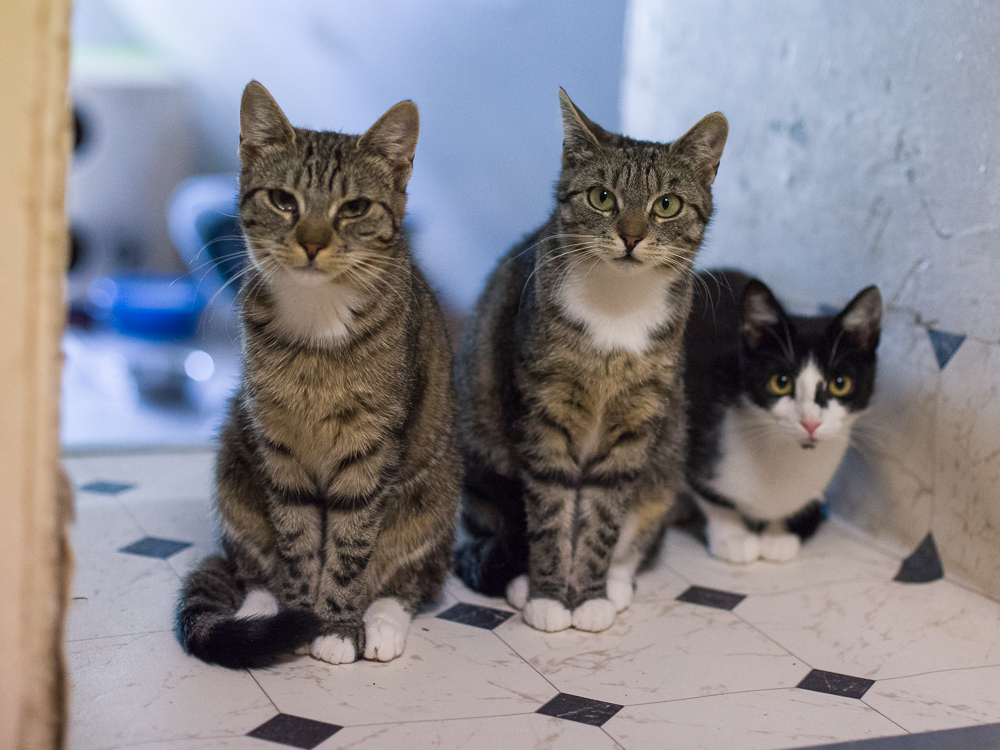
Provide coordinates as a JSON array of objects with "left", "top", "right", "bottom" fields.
[
  {"left": 652, "top": 193, "right": 683, "bottom": 219},
  {"left": 768, "top": 374, "right": 793, "bottom": 396},
  {"left": 339, "top": 198, "right": 370, "bottom": 219},
  {"left": 829, "top": 376, "right": 853, "bottom": 397},
  {"left": 587, "top": 186, "right": 617, "bottom": 212}
]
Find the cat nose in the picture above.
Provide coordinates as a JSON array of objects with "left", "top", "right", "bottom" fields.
[
  {"left": 302, "top": 243, "right": 323, "bottom": 260},
  {"left": 621, "top": 235, "right": 642, "bottom": 253},
  {"left": 801, "top": 420, "right": 821, "bottom": 437}
]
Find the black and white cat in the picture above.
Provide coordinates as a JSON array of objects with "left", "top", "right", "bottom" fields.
[{"left": 684, "top": 270, "right": 882, "bottom": 563}]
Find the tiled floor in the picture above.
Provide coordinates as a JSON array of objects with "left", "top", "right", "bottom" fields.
[{"left": 65, "top": 451, "right": 1000, "bottom": 750}]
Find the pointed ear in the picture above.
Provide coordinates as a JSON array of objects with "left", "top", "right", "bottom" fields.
[
  {"left": 239, "top": 81, "right": 295, "bottom": 162},
  {"left": 559, "top": 88, "right": 614, "bottom": 167},
  {"left": 670, "top": 112, "right": 728, "bottom": 186},
  {"left": 358, "top": 100, "right": 419, "bottom": 191},
  {"left": 741, "top": 279, "right": 785, "bottom": 349},
  {"left": 837, "top": 285, "right": 882, "bottom": 351}
]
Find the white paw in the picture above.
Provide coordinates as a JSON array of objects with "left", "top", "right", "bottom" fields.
[
  {"left": 606, "top": 577, "right": 634, "bottom": 613},
  {"left": 572, "top": 598, "right": 616, "bottom": 632},
  {"left": 235, "top": 588, "right": 279, "bottom": 619},
  {"left": 710, "top": 532, "right": 762, "bottom": 564},
  {"left": 760, "top": 532, "right": 801, "bottom": 562},
  {"left": 363, "top": 598, "right": 411, "bottom": 662},
  {"left": 523, "top": 598, "right": 572, "bottom": 632},
  {"left": 309, "top": 633, "right": 357, "bottom": 664},
  {"left": 506, "top": 574, "right": 529, "bottom": 610}
]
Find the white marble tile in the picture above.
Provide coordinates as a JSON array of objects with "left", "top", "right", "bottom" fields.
[
  {"left": 70, "top": 496, "right": 147, "bottom": 554},
  {"left": 66, "top": 450, "right": 216, "bottom": 504},
  {"left": 934, "top": 338, "right": 1000, "bottom": 602},
  {"left": 604, "top": 688, "right": 903, "bottom": 750},
  {"left": 252, "top": 613, "right": 556, "bottom": 726},
  {"left": 737, "top": 578, "right": 1000, "bottom": 680},
  {"left": 66, "top": 631, "right": 275, "bottom": 750},
  {"left": 662, "top": 521, "right": 899, "bottom": 597},
  {"left": 125, "top": 497, "right": 220, "bottom": 578},
  {"left": 325, "top": 713, "right": 622, "bottom": 750},
  {"left": 826, "top": 310, "right": 938, "bottom": 553},
  {"left": 105, "top": 739, "right": 269, "bottom": 750},
  {"left": 496, "top": 580, "right": 810, "bottom": 706},
  {"left": 864, "top": 664, "right": 1000, "bottom": 733}
]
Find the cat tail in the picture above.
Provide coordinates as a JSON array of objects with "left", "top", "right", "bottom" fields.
[{"left": 175, "top": 555, "right": 322, "bottom": 669}]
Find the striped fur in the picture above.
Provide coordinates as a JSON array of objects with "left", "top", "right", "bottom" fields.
[
  {"left": 176, "top": 82, "right": 460, "bottom": 667},
  {"left": 454, "top": 90, "right": 727, "bottom": 632}
]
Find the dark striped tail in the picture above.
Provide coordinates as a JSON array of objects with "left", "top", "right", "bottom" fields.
[{"left": 175, "top": 555, "right": 322, "bottom": 670}]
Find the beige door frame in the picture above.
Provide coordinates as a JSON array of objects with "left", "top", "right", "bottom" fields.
[{"left": 0, "top": 0, "right": 73, "bottom": 748}]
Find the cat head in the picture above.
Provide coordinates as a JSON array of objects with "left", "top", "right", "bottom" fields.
[
  {"left": 553, "top": 89, "right": 728, "bottom": 276},
  {"left": 237, "top": 81, "right": 418, "bottom": 291},
  {"left": 739, "top": 279, "right": 882, "bottom": 448}
]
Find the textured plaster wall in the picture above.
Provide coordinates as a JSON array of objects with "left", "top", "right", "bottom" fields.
[{"left": 622, "top": 0, "right": 1000, "bottom": 599}]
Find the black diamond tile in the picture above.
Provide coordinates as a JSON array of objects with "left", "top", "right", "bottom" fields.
[
  {"left": 118, "top": 536, "right": 192, "bottom": 559},
  {"left": 79, "top": 480, "right": 136, "bottom": 495},
  {"left": 436, "top": 602, "right": 514, "bottom": 630},
  {"left": 927, "top": 329, "right": 966, "bottom": 370},
  {"left": 798, "top": 669, "right": 875, "bottom": 699},
  {"left": 536, "top": 692, "right": 623, "bottom": 727},
  {"left": 247, "top": 713, "right": 341, "bottom": 749},
  {"left": 895, "top": 533, "right": 944, "bottom": 583},
  {"left": 676, "top": 585, "right": 746, "bottom": 611}
]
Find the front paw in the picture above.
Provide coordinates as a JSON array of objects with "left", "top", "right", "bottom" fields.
[
  {"left": 506, "top": 574, "right": 529, "bottom": 610},
  {"left": 606, "top": 574, "right": 634, "bottom": 613},
  {"left": 760, "top": 532, "right": 801, "bottom": 562},
  {"left": 309, "top": 629, "right": 361, "bottom": 665},
  {"left": 710, "top": 532, "right": 762, "bottom": 564},
  {"left": 572, "top": 598, "right": 616, "bottom": 632},
  {"left": 523, "top": 598, "right": 572, "bottom": 632},
  {"left": 363, "top": 598, "right": 411, "bottom": 662}
]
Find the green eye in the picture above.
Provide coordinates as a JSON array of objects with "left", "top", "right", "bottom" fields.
[
  {"left": 339, "top": 198, "right": 370, "bottom": 219},
  {"left": 652, "top": 193, "right": 683, "bottom": 219},
  {"left": 269, "top": 189, "right": 298, "bottom": 213},
  {"left": 587, "top": 186, "right": 617, "bottom": 212}
]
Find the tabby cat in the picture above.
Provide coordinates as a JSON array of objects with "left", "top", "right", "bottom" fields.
[
  {"left": 176, "top": 81, "right": 461, "bottom": 668},
  {"left": 684, "top": 270, "right": 882, "bottom": 563},
  {"left": 453, "top": 89, "right": 728, "bottom": 632}
]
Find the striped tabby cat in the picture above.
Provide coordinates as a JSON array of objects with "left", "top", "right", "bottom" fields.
[
  {"left": 176, "top": 82, "right": 460, "bottom": 668},
  {"left": 454, "top": 90, "right": 727, "bottom": 632}
]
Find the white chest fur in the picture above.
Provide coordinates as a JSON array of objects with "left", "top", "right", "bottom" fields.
[
  {"left": 707, "top": 402, "right": 851, "bottom": 521},
  {"left": 557, "top": 261, "right": 674, "bottom": 354},
  {"left": 268, "top": 272, "right": 365, "bottom": 346}
]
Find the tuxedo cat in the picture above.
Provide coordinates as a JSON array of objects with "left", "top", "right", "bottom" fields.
[{"left": 684, "top": 270, "right": 882, "bottom": 563}]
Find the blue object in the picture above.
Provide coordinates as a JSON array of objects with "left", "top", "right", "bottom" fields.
[{"left": 88, "top": 274, "right": 205, "bottom": 340}]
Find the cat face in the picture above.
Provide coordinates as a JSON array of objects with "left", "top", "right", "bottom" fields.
[
  {"left": 553, "top": 89, "right": 727, "bottom": 278},
  {"left": 237, "top": 81, "right": 418, "bottom": 292},
  {"left": 739, "top": 280, "right": 882, "bottom": 448}
]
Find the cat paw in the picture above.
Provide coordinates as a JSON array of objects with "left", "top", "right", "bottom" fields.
[
  {"left": 710, "top": 533, "right": 762, "bottom": 564},
  {"left": 572, "top": 598, "right": 616, "bottom": 632},
  {"left": 606, "top": 576, "right": 634, "bottom": 613},
  {"left": 760, "top": 532, "right": 801, "bottom": 562},
  {"left": 235, "top": 588, "right": 279, "bottom": 619},
  {"left": 523, "top": 598, "right": 572, "bottom": 632},
  {"left": 309, "top": 633, "right": 357, "bottom": 665},
  {"left": 363, "top": 598, "right": 411, "bottom": 662},
  {"left": 506, "top": 575, "right": 529, "bottom": 610}
]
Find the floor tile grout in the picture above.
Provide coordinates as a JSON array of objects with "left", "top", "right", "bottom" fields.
[
  {"left": 249, "top": 670, "right": 281, "bottom": 714},
  {"left": 491, "top": 626, "right": 562, "bottom": 696},
  {"left": 65, "top": 628, "right": 175, "bottom": 644},
  {"left": 860, "top": 697, "right": 913, "bottom": 735}
]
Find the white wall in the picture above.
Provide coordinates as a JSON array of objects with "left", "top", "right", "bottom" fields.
[{"left": 623, "top": 0, "right": 1000, "bottom": 599}]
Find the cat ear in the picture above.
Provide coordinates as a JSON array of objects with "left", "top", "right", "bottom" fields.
[
  {"left": 741, "top": 279, "right": 785, "bottom": 349},
  {"left": 239, "top": 81, "right": 295, "bottom": 161},
  {"left": 559, "top": 88, "right": 614, "bottom": 166},
  {"left": 359, "top": 100, "right": 420, "bottom": 192},
  {"left": 837, "top": 285, "right": 882, "bottom": 351},
  {"left": 670, "top": 112, "right": 729, "bottom": 186}
]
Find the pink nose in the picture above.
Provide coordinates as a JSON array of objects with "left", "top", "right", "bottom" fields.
[{"left": 801, "top": 420, "right": 821, "bottom": 437}]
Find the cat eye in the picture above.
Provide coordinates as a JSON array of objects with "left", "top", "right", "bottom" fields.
[
  {"left": 587, "top": 186, "right": 617, "bottom": 212},
  {"left": 268, "top": 189, "right": 298, "bottom": 214},
  {"left": 768, "top": 374, "right": 793, "bottom": 396},
  {"left": 339, "top": 198, "right": 371, "bottom": 219},
  {"left": 828, "top": 376, "right": 853, "bottom": 398},
  {"left": 652, "top": 193, "right": 683, "bottom": 220}
]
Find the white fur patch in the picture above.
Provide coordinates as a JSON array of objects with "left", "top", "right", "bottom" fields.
[
  {"left": 363, "top": 597, "right": 411, "bottom": 662},
  {"left": 523, "top": 598, "right": 572, "bottom": 632},
  {"left": 557, "top": 260, "right": 674, "bottom": 354},
  {"left": 571, "top": 598, "right": 616, "bottom": 632},
  {"left": 310, "top": 633, "right": 357, "bottom": 664},
  {"left": 269, "top": 270, "right": 365, "bottom": 346},
  {"left": 760, "top": 530, "right": 801, "bottom": 562},
  {"left": 235, "top": 588, "right": 279, "bottom": 619},
  {"left": 506, "top": 574, "right": 529, "bottom": 610}
]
